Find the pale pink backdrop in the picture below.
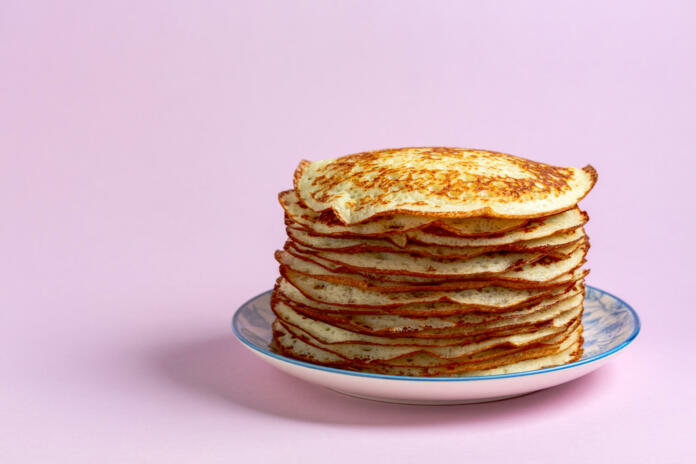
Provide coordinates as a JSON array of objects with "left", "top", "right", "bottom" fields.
[{"left": 2, "top": 1, "right": 694, "bottom": 463}]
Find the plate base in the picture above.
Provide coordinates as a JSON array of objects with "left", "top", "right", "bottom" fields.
[
  {"left": 327, "top": 388, "right": 541, "bottom": 405},
  {"left": 233, "top": 286, "right": 640, "bottom": 405}
]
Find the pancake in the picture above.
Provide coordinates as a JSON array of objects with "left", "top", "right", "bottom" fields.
[
  {"left": 274, "top": 297, "right": 584, "bottom": 346},
  {"left": 277, "top": 319, "right": 582, "bottom": 371},
  {"left": 275, "top": 276, "right": 583, "bottom": 317},
  {"left": 273, "top": 320, "right": 584, "bottom": 376},
  {"left": 276, "top": 248, "right": 588, "bottom": 292},
  {"left": 293, "top": 147, "right": 597, "bottom": 224},
  {"left": 280, "top": 268, "right": 569, "bottom": 310},
  {"left": 289, "top": 243, "right": 545, "bottom": 278},
  {"left": 276, "top": 273, "right": 583, "bottom": 315},
  {"left": 282, "top": 243, "right": 589, "bottom": 284},
  {"left": 287, "top": 223, "right": 586, "bottom": 257},
  {"left": 272, "top": 296, "right": 582, "bottom": 349},
  {"left": 276, "top": 291, "right": 585, "bottom": 338},
  {"left": 268, "top": 147, "right": 596, "bottom": 377},
  {"left": 286, "top": 240, "right": 585, "bottom": 279},
  {"left": 281, "top": 189, "right": 539, "bottom": 238}
]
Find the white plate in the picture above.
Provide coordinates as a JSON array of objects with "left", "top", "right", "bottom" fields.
[{"left": 232, "top": 286, "right": 640, "bottom": 404}]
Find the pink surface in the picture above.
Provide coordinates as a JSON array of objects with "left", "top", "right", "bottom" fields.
[{"left": 2, "top": 1, "right": 694, "bottom": 462}]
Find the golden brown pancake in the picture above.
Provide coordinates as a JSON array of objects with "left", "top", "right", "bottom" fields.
[{"left": 269, "top": 147, "right": 596, "bottom": 377}]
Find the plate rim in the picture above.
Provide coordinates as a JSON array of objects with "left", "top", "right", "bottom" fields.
[{"left": 232, "top": 285, "right": 640, "bottom": 382}]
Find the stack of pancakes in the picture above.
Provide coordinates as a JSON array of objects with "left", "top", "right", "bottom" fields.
[{"left": 271, "top": 147, "right": 597, "bottom": 376}]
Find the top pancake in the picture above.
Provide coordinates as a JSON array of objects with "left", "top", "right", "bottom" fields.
[{"left": 294, "top": 147, "right": 597, "bottom": 224}]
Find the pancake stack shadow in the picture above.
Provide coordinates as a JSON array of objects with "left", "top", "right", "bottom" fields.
[{"left": 270, "top": 147, "right": 597, "bottom": 377}]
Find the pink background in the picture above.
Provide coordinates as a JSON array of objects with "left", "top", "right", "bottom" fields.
[{"left": 2, "top": 1, "right": 694, "bottom": 462}]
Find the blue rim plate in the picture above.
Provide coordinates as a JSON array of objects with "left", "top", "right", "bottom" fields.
[{"left": 232, "top": 285, "right": 640, "bottom": 382}]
